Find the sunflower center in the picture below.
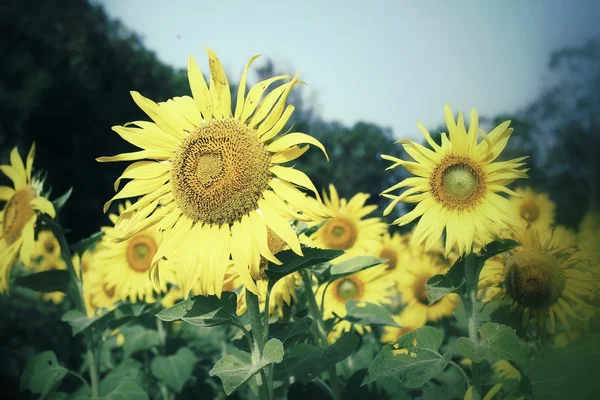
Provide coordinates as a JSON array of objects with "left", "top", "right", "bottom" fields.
[
  {"left": 412, "top": 275, "right": 431, "bottom": 305},
  {"left": 171, "top": 119, "right": 271, "bottom": 225},
  {"left": 519, "top": 201, "right": 540, "bottom": 222},
  {"left": 102, "top": 282, "right": 116, "bottom": 298},
  {"left": 44, "top": 239, "right": 56, "bottom": 255},
  {"left": 431, "top": 156, "right": 486, "bottom": 210},
  {"left": 322, "top": 218, "right": 358, "bottom": 250},
  {"left": 125, "top": 234, "right": 157, "bottom": 273},
  {"left": 380, "top": 248, "right": 399, "bottom": 271},
  {"left": 335, "top": 278, "right": 361, "bottom": 301},
  {"left": 504, "top": 249, "right": 566, "bottom": 308},
  {"left": 2, "top": 187, "right": 36, "bottom": 245}
]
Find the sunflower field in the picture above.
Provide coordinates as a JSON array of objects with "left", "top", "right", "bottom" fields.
[{"left": 2, "top": 1, "right": 600, "bottom": 400}]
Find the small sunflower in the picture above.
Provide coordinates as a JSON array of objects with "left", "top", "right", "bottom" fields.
[
  {"left": 397, "top": 253, "right": 460, "bottom": 325},
  {"left": 509, "top": 187, "right": 555, "bottom": 229},
  {"left": 480, "top": 225, "right": 598, "bottom": 333},
  {"left": 317, "top": 266, "right": 394, "bottom": 342},
  {"left": 0, "top": 144, "right": 55, "bottom": 292},
  {"left": 76, "top": 251, "right": 119, "bottom": 316},
  {"left": 381, "top": 105, "right": 528, "bottom": 255},
  {"left": 31, "top": 230, "right": 61, "bottom": 264},
  {"left": 98, "top": 49, "right": 328, "bottom": 298},
  {"left": 492, "top": 360, "right": 521, "bottom": 381},
  {"left": 309, "top": 184, "right": 387, "bottom": 261},
  {"left": 95, "top": 202, "right": 176, "bottom": 303},
  {"left": 377, "top": 231, "right": 411, "bottom": 274},
  {"left": 381, "top": 308, "right": 424, "bottom": 344}
]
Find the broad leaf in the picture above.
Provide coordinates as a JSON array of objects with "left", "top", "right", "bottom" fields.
[
  {"left": 265, "top": 247, "right": 344, "bottom": 290},
  {"left": 363, "top": 326, "right": 450, "bottom": 388},
  {"left": 455, "top": 323, "right": 525, "bottom": 364},
  {"left": 209, "top": 338, "right": 284, "bottom": 395},
  {"left": 329, "top": 256, "right": 387, "bottom": 281},
  {"left": 122, "top": 326, "right": 161, "bottom": 358},
  {"left": 425, "top": 274, "right": 460, "bottom": 304},
  {"left": 99, "top": 359, "right": 143, "bottom": 396},
  {"left": 233, "top": 317, "right": 313, "bottom": 351},
  {"left": 15, "top": 270, "right": 70, "bottom": 293},
  {"left": 20, "top": 351, "right": 67, "bottom": 399},
  {"left": 104, "top": 381, "right": 148, "bottom": 400},
  {"left": 62, "top": 303, "right": 147, "bottom": 337},
  {"left": 284, "top": 331, "right": 360, "bottom": 383},
  {"left": 156, "top": 292, "right": 239, "bottom": 327},
  {"left": 151, "top": 348, "right": 197, "bottom": 393},
  {"left": 344, "top": 301, "right": 401, "bottom": 327}
]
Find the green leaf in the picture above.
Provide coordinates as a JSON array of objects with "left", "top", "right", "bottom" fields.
[
  {"left": 151, "top": 348, "right": 197, "bottom": 393},
  {"left": 284, "top": 331, "right": 360, "bottom": 383},
  {"left": 104, "top": 381, "right": 148, "bottom": 400},
  {"left": 51, "top": 187, "right": 73, "bottom": 215},
  {"left": 70, "top": 231, "right": 104, "bottom": 256},
  {"left": 61, "top": 310, "right": 92, "bottom": 336},
  {"left": 155, "top": 292, "right": 239, "bottom": 327},
  {"left": 265, "top": 247, "right": 344, "bottom": 290},
  {"left": 344, "top": 300, "right": 401, "bottom": 327},
  {"left": 209, "top": 338, "right": 284, "bottom": 395},
  {"left": 62, "top": 303, "right": 147, "bottom": 337},
  {"left": 15, "top": 270, "right": 70, "bottom": 293},
  {"left": 455, "top": 323, "right": 525, "bottom": 364},
  {"left": 20, "top": 351, "right": 67, "bottom": 399},
  {"left": 99, "top": 359, "right": 143, "bottom": 396},
  {"left": 425, "top": 274, "right": 461, "bottom": 304},
  {"left": 121, "top": 326, "right": 161, "bottom": 358},
  {"left": 362, "top": 326, "right": 450, "bottom": 388},
  {"left": 329, "top": 256, "right": 387, "bottom": 280},
  {"left": 479, "top": 239, "right": 520, "bottom": 261},
  {"left": 527, "top": 333, "right": 600, "bottom": 400},
  {"left": 233, "top": 317, "right": 313, "bottom": 351}
]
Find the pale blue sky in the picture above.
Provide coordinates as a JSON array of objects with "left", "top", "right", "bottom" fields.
[{"left": 98, "top": 0, "right": 600, "bottom": 140}]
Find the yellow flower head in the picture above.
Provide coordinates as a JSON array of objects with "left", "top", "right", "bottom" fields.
[
  {"left": 492, "top": 360, "right": 521, "bottom": 381},
  {"left": 75, "top": 251, "right": 119, "bottom": 317},
  {"left": 480, "top": 225, "right": 598, "bottom": 333},
  {"left": 32, "top": 230, "right": 61, "bottom": 264},
  {"left": 1, "top": 144, "right": 56, "bottom": 292},
  {"left": 509, "top": 187, "right": 555, "bottom": 229},
  {"left": 381, "top": 308, "right": 424, "bottom": 344},
  {"left": 309, "top": 184, "right": 387, "bottom": 262},
  {"left": 98, "top": 49, "right": 328, "bottom": 298},
  {"left": 381, "top": 105, "right": 528, "bottom": 255},
  {"left": 396, "top": 252, "right": 460, "bottom": 324},
  {"left": 38, "top": 255, "right": 67, "bottom": 304},
  {"left": 94, "top": 201, "right": 176, "bottom": 303}
]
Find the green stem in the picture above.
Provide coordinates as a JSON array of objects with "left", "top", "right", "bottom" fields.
[
  {"left": 155, "top": 318, "right": 170, "bottom": 400},
  {"left": 449, "top": 360, "right": 471, "bottom": 389},
  {"left": 246, "top": 289, "right": 271, "bottom": 400},
  {"left": 301, "top": 271, "right": 341, "bottom": 400},
  {"left": 85, "top": 339, "right": 100, "bottom": 399}
]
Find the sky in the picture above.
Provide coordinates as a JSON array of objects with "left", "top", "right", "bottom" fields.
[{"left": 98, "top": 0, "right": 600, "bottom": 140}]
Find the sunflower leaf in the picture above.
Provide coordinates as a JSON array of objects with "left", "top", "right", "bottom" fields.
[
  {"left": 209, "top": 338, "right": 284, "bottom": 395},
  {"left": 362, "top": 326, "right": 450, "bottom": 388},
  {"left": 62, "top": 303, "right": 147, "bottom": 337},
  {"left": 51, "top": 187, "right": 73, "bottom": 215},
  {"left": 344, "top": 300, "right": 401, "bottom": 327},
  {"left": 15, "top": 270, "right": 70, "bottom": 293},
  {"left": 151, "top": 348, "right": 197, "bottom": 393},
  {"left": 283, "top": 331, "right": 360, "bottom": 383},
  {"left": 103, "top": 381, "right": 148, "bottom": 400},
  {"left": 121, "top": 325, "right": 162, "bottom": 358},
  {"left": 233, "top": 317, "right": 313, "bottom": 351},
  {"left": 455, "top": 323, "right": 526, "bottom": 365},
  {"left": 156, "top": 292, "right": 240, "bottom": 327},
  {"left": 20, "top": 351, "right": 68, "bottom": 399},
  {"left": 425, "top": 274, "right": 462, "bottom": 304},
  {"left": 328, "top": 256, "right": 388, "bottom": 281},
  {"left": 265, "top": 247, "right": 344, "bottom": 291},
  {"left": 70, "top": 231, "right": 104, "bottom": 256}
]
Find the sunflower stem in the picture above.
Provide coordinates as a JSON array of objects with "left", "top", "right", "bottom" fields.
[
  {"left": 85, "top": 338, "right": 100, "bottom": 399},
  {"left": 301, "top": 271, "right": 341, "bottom": 400},
  {"left": 246, "top": 289, "right": 271, "bottom": 400}
]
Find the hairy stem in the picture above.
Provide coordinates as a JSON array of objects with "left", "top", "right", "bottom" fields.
[{"left": 246, "top": 289, "right": 271, "bottom": 400}]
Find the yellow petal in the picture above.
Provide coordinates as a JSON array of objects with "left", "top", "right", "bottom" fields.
[
  {"left": 103, "top": 175, "right": 168, "bottom": 213},
  {"left": 239, "top": 75, "right": 291, "bottom": 123},
  {"left": 30, "top": 197, "right": 56, "bottom": 218},
  {"left": 0, "top": 165, "right": 26, "bottom": 189},
  {"left": 267, "top": 132, "right": 328, "bottom": 161},
  {"left": 270, "top": 144, "right": 309, "bottom": 164},
  {"left": 10, "top": 147, "right": 27, "bottom": 186},
  {"left": 270, "top": 165, "right": 320, "bottom": 201},
  {"left": 130, "top": 91, "right": 184, "bottom": 138},
  {"left": 259, "top": 104, "right": 295, "bottom": 142},
  {"left": 172, "top": 96, "right": 203, "bottom": 127},
  {"left": 0, "top": 186, "right": 15, "bottom": 201},
  {"left": 113, "top": 161, "right": 170, "bottom": 191},
  {"left": 207, "top": 48, "right": 232, "bottom": 120},
  {"left": 234, "top": 54, "right": 262, "bottom": 120},
  {"left": 259, "top": 199, "right": 302, "bottom": 255},
  {"left": 178, "top": 223, "right": 209, "bottom": 298},
  {"left": 19, "top": 216, "right": 36, "bottom": 265},
  {"left": 257, "top": 74, "right": 299, "bottom": 135},
  {"left": 26, "top": 143, "right": 36, "bottom": 182},
  {"left": 96, "top": 149, "right": 173, "bottom": 162},
  {"left": 249, "top": 210, "right": 280, "bottom": 265},
  {"left": 188, "top": 55, "right": 213, "bottom": 120}
]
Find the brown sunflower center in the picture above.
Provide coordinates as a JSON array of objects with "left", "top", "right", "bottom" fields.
[
  {"left": 504, "top": 248, "right": 566, "bottom": 308},
  {"left": 125, "top": 234, "right": 157, "bottom": 273},
  {"left": 519, "top": 201, "right": 540, "bottom": 222},
  {"left": 171, "top": 119, "right": 271, "bottom": 225},
  {"left": 44, "top": 238, "right": 56, "bottom": 255},
  {"left": 380, "top": 248, "right": 399, "bottom": 271},
  {"left": 102, "top": 282, "right": 116, "bottom": 298},
  {"left": 412, "top": 275, "right": 431, "bottom": 305},
  {"left": 2, "top": 187, "right": 36, "bottom": 245},
  {"left": 431, "top": 156, "right": 486, "bottom": 210},
  {"left": 322, "top": 218, "right": 358, "bottom": 250},
  {"left": 334, "top": 278, "right": 363, "bottom": 301}
]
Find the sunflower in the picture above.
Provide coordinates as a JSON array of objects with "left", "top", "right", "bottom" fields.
[
  {"left": 97, "top": 49, "right": 328, "bottom": 298},
  {"left": 479, "top": 225, "right": 598, "bottom": 333},
  {"left": 0, "top": 144, "right": 55, "bottom": 292},
  {"left": 317, "top": 266, "right": 394, "bottom": 342},
  {"left": 492, "top": 360, "right": 521, "bottom": 381},
  {"left": 75, "top": 251, "right": 119, "bottom": 316},
  {"left": 509, "top": 187, "right": 555, "bottom": 229},
  {"left": 397, "top": 253, "right": 460, "bottom": 325},
  {"left": 380, "top": 308, "right": 424, "bottom": 344},
  {"left": 577, "top": 211, "right": 600, "bottom": 267},
  {"left": 95, "top": 201, "right": 176, "bottom": 303},
  {"left": 381, "top": 105, "right": 528, "bottom": 255},
  {"left": 377, "top": 231, "right": 411, "bottom": 274},
  {"left": 309, "top": 184, "right": 387, "bottom": 262},
  {"left": 31, "top": 230, "right": 61, "bottom": 264}
]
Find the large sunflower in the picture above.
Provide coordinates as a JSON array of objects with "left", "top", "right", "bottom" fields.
[
  {"left": 396, "top": 252, "right": 460, "bottom": 325},
  {"left": 309, "top": 184, "right": 387, "bottom": 261},
  {"left": 98, "top": 49, "right": 328, "bottom": 298},
  {"left": 0, "top": 145, "right": 55, "bottom": 292},
  {"left": 381, "top": 105, "right": 528, "bottom": 255},
  {"left": 75, "top": 251, "right": 119, "bottom": 317},
  {"left": 317, "top": 266, "right": 395, "bottom": 342},
  {"left": 509, "top": 187, "right": 555, "bottom": 230},
  {"left": 479, "top": 225, "right": 598, "bottom": 333},
  {"left": 95, "top": 201, "right": 176, "bottom": 303}
]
